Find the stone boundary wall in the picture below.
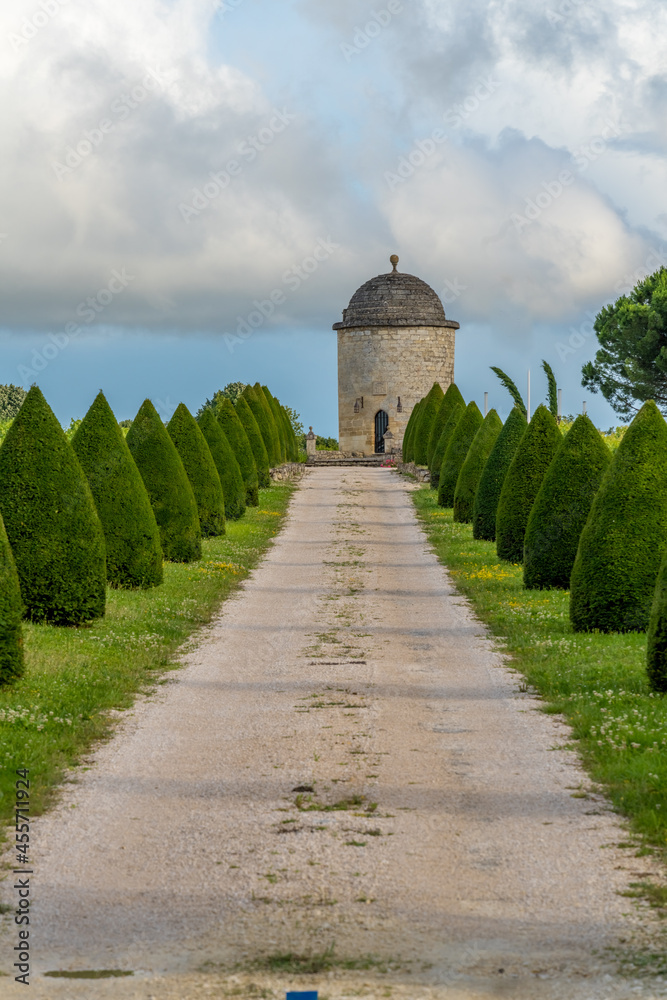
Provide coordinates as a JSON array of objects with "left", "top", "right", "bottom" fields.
[
  {"left": 397, "top": 462, "right": 430, "bottom": 483},
  {"left": 269, "top": 463, "right": 307, "bottom": 481}
]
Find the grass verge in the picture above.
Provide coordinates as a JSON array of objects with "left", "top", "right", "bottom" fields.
[
  {"left": 0, "top": 483, "right": 295, "bottom": 830},
  {"left": 411, "top": 487, "right": 667, "bottom": 855}
]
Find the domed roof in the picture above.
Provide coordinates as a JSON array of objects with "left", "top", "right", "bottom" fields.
[{"left": 332, "top": 255, "right": 460, "bottom": 331}]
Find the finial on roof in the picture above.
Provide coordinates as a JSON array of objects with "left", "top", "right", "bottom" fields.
[{"left": 390, "top": 254, "right": 399, "bottom": 272}]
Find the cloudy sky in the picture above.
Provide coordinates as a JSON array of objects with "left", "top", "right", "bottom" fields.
[{"left": 1, "top": 0, "right": 665, "bottom": 432}]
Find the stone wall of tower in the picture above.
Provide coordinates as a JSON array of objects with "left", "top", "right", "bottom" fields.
[{"left": 337, "top": 325, "right": 456, "bottom": 455}]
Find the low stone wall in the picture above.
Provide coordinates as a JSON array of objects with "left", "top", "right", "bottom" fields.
[
  {"left": 269, "top": 463, "right": 307, "bottom": 481},
  {"left": 397, "top": 461, "right": 430, "bottom": 483}
]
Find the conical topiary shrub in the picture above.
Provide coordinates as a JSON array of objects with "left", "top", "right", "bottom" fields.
[
  {"left": 236, "top": 394, "right": 270, "bottom": 488},
  {"left": 280, "top": 403, "right": 299, "bottom": 461},
  {"left": 0, "top": 386, "right": 106, "bottom": 623},
  {"left": 428, "top": 383, "right": 466, "bottom": 477},
  {"left": 167, "top": 403, "right": 226, "bottom": 537},
  {"left": 198, "top": 409, "right": 246, "bottom": 521},
  {"left": 496, "top": 404, "right": 561, "bottom": 563},
  {"left": 248, "top": 384, "right": 281, "bottom": 466},
  {"left": 0, "top": 510, "right": 24, "bottom": 684},
  {"left": 401, "top": 399, "right": 421, "bottom": 462},
  {"left": 217, "top": 397, "right": 259, "bottom": 506},
  {"left": 570, "top": 400, "right": 667, "bottom": 633},
  {"left": 278, "top": 400, "right": 299, "bottom": 461},
  {"left": 277, "top": 398, "right": 298, "bottom": 461},
  {"left": 263, "top": 386, "right": 287, "bottom": 463},
  {"left": 413, "top": 383, "right": 444, "bottom": 466},
  {"left": 453, "top": 409, "right": 502, "bottom": 523},
  {"left": 127, "top": 399, "right": 201, "bottom": 563},
  {"left": 401, "top": 399, "right": 422, "bottom": 462},
  {"left": 472, "top": 406, "right": 527, "bottom": 541},
  {"left": 243, "top": 386, "right": 279, "bottom": 468},
  {"left": 523, "top": 415, "right": 610, "bottom": 590},
  {"left": 72, "top": 392, "right": 163, "bottom": 589},
  {"left": 647, "top": 548, "right": 667, "bottom": 692},
  {"left": 438, "top": 402, "right": 483, "bottom": 507},
  {"left": 430, "top": 401, "right": 465, "bottom": 494},
  {"left": 256, "top": 384, "right": 282, "bottom": 465}
]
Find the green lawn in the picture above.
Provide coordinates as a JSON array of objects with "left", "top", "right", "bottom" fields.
[
  {"left": 412, "top": 486, "right": 667, "bottom": 853},
  {"left": 0, "top": 483, "right": 295, "bottom": 827}
]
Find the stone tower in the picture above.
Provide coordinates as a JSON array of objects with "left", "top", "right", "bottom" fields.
[{"left": 333, "top": 255, "right": 460, "bottom": 455}]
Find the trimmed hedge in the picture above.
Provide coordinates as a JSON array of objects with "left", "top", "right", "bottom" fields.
[
  {"left": 248, "top": 384, "right": 281, "bottom": 466},
  {"left": 472, "top": 406, "right": 527, "bottom": 541},
  {"left": 256, "top": 383, "right": 282, "bottom": 465},
  {"left": 244, "top": 385, "right": 279, "bottom": 468},
  {"left": 523, "top": 415, "right": 610, "bottom": 589},
  {"left": 413, "top": 383, "right": 444, "bottom": 466},
  {"left": 127, "top": 399, "right": 202, "bottom": 563},
  {"left": 167, "top": 403, "right": 226, "bottom": 537},
  {"left": 198, "top": 409, "right": 246, "bottom": 521},
  {"left": 402, "top": 399, "right": 422, "bottom": 462},
  {"left": 263, "top": 386, "right": 287, "bottom": 463},
  {"left": 570, "top": 400, "right": 667, "bottom": 633},
  {"left": 438, "top": 401, "right": 483, "bottom": 507},
  {"left": 453, "top": 409, "right": 502, "bottom": 523},
  {"left": 274, "top": 396, "right": 298, "bottom": 461},
  {"left": 217, "top": 397, "right": 259, "bottom": 506},
  {"left": 647, "top": 549, "right": 667, "bottom": 692},
  {"left": 428, "top": 383, "right": 465, "bottom": 477},
  {"left": 405, "top": 397, "right": 427, "bottom": 462},
  {"left": 0, "top": 386, "right": 107, "bottom": 623},
  {"left": 236, "top": 395, "right": 270, "bottom": 487},
  {"left": 430, "top": 401, "right": 465, "bottom": 493},
  {"left": 0, "top": 510, "right": 24, "bottom": 684},
  {"left": 496, "top": 404, "right": 561, "bottom": 563},
  {"left": 72, "top": 391, "right": 163, "bottom": 588}
]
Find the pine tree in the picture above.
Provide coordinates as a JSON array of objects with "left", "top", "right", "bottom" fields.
[
  {"left": 216, "top": 397, "right": 259, "bottom": 505},
  {"left": 198, "top": 409, "right": 246, "bottom": 520},
  {"left": 430, "top": 401, "right": 465, "bottom": 494},
  {"left": 413, "top": 383, "right": 444, "bottom": 466},
  {"left": 570, "top": 400, "right": 667, "bottom": 632},
  {"left": 72, "top": 392, "right": 163, "bottom": 589},
  {"left": 167, "top": 403, "right": 226, "bottom": 537},
  {"left": 472, "top": 406, "right": 527, "bottom": 541},
  {"left": 453, "top": 409, "right": 502, "bottom": 523},
  {"left": 127, "top": 399, "right": 201, "bottom": 563},
  {"left": 0, "top": 510, "right": 24, "bottom": 684},
  {"left": 438, "top": 401, "right": 483, "bottom": 507},
  {"left": 427, "top": 383, "right": 465, "bottom": 475},
  {"left": 0, "top": 386, "right": 106, "bottom": 623},
  {"left": 523, "top": 415, "right": 610, "bottom": 589},
  {"left": 496, "top": 405, "right": 561, "bottom": 563},
  {"left": 236, "top": 394, "right": 270, "bottom": 488}
]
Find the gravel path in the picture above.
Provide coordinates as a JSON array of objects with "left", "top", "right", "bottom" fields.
[{"left": 3, "top": 468, "right": 666, "bottom": 999}]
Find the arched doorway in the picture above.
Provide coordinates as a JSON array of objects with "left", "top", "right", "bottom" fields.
[{"left": 374, "top": 410, "right": 389, "bottom": 453}]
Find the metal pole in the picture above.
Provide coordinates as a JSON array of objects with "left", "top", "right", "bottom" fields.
[
  {"left": 557, "top": 388, "right": 562, "bottom": 423},
  {"left": 484, "top": 391, "right": 488, "bottom": 417},
  {"left": 527, "top": 369, "right": 531, "bottom": 422},
  {"left": 583, "top": 400, "right": 587, "bottom": 415}
]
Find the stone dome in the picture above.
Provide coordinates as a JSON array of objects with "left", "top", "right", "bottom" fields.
[{"left": 332, "top": 255, "right": 460, "bottom": 331}]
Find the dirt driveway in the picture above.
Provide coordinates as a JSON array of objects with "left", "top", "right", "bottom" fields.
[{"left": 3, "top": 468, "right": 666, "bottom": 999}]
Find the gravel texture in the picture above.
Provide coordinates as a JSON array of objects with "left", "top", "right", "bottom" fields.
[{"left": 2, "top": 468, "right": 667, "bottom": 999}]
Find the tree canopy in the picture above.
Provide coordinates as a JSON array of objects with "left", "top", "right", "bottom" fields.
[
  {"left": 581, "top": 267, "right": 667, "bottom": 417},
  {"left": 0, "top": 384, "right": 27, "bottom": 421},
  {"left": 197, "top": 382, "right": 248, "bottom": 416}
]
